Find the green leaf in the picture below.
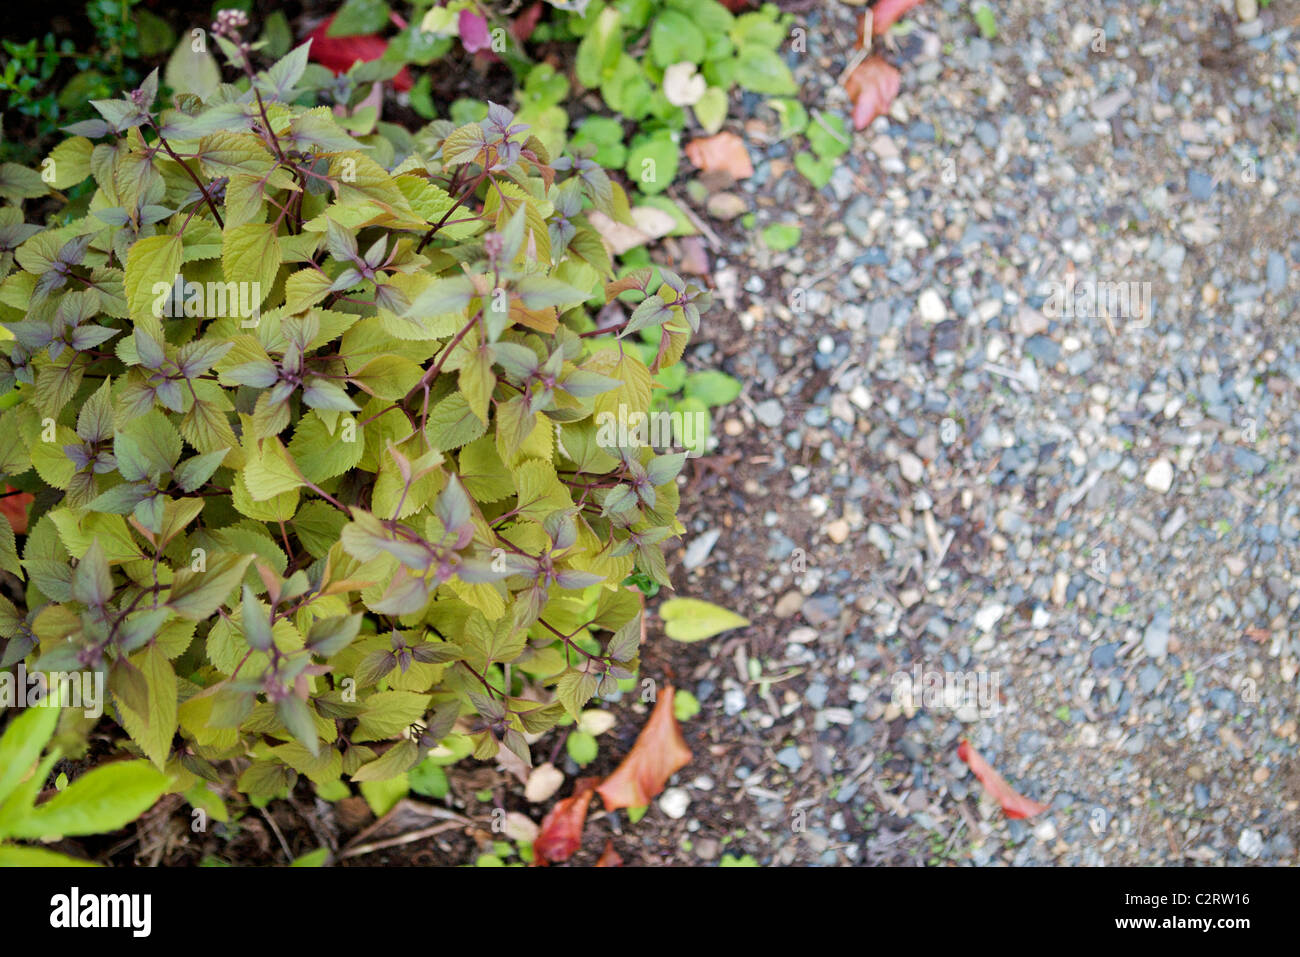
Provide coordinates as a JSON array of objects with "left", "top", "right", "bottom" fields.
[
  {"left": 291, "top": 846, "right": 331, "bottom": 867},
  {"left": 114, "top": 643, "right": 179, "bottom": 769},
  {"left": 9, "top": 760, "right": 168, "bottom": 839},
  {"left": 674, "top": 689, "right": 701, "bottom": 721},
  {"left": 351, "top": 739, "right": 420, "bottom": 781},
  {"left": 625, "top": 132, "right": 679, "bottom": 196},
  {"left": 329, "top": 0, "right": 391, "bottom": 37},
  {"left": 168, "top": 553, "right": 255, "bottom": 620},
  {"left": 693, "top": 87, "right": 728, "bottom": 134},
  {"left": 124, "top": 234, "right": 182, "bottom": 321},
  {"left": 734, "top": 45, "right": 797, "bottom": 96},
  {"left": 974, "top": 4, "right": 998, "bottom": 40},
  {"left": 0, "top": 845, "right": 100, "bottom": 866},
  {"left": 0, "top": 697, "right": 60, "bottom": 805},
  {"left": 761, "top": 223, "right": 801, "bottom": 251},
  {"left": 794, "top": 151, "right": 835, "bottom": 189},
  {"left": 358, "top": 775, "right": 408, "bottom": 817},
  {"left": 807, "top": 111, "right": 851, "bottom": 160},
  {"left": 221, "top": 223, "right": 279, "bottom": 309},
  {"left": 683, "top": 370, "right": 742, "bottom": 407},
  {"left": 277, "top": 697, "right": 322, "bottom": 756},
  {"left": 566, "top": 730, "right": 598, "bottom": 765},
  {"left": 658, "top": 597, "right": 749, "bottom": 641},
  {"left": 408, "top": 758, "right": 449, "bottom": 798}
]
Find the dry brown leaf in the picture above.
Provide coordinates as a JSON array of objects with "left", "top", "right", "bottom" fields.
[
  {"left": 533, "top": 776, "right": 599, "bottom": 864},
  {"left": 684, "top": 132, "right": 755, "bottom": 180},
  {"left": 587, "top": 207, "right": 677, "bottom": 254},
  {"left": 595, "top": 684, "right": 692, "bottom": 811},
  {"left": 843, "top": 55, "right": 900, "bottom": 130},
  {"left": 595, "top": 839, "right": 624, "bottom": 866},
  {"left": 870, "top": 0, "right": 924, "bottom": 34}
]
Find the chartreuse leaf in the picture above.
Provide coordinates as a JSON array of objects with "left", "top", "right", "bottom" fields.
[
  {"left": 0, "top": 845, "right": 100, "bottom": 866},
  {"left": 113, "top": 643, "right": 179, "bottom": 769},
  {"left": 658, "top": 598, "right": 750, "bottom": 641},
  {"left": 8, "top": 760, "right": 168, "bottom": 839},
  {"left": 0, "top": 694, "right": 60, "bottom": 804}
]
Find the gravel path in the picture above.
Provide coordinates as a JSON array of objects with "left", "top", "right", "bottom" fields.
[{"left": 640, "top": 0, "right": 1300, "bottom": 865}]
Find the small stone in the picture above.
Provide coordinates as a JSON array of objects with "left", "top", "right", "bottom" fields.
[
  {"left": 1014, "top": 306, "right": 1048, "bottom": 336},
  {"left": 826, "top": 519, "right": 850, "bottom": 544},
  {"left": 848, "top": 385, "right": 873, "bottom": 410},
  {"left": 706, "top": 192, "right": 747, "bottom": 220},
  {"left": 802, "top": 595, "right": 840, "bottom": 626},
  {"left": 1266, "top": 250, "right": 1287, "bottom": 293},
  {"left": 786, "top": 626, "right": 819, "bottom": 644},
  {"left": 898, "top": 451, "right": 925, "bottom": 484},
  {"left": 974, "top": 603, "right": 1005, "bottom": 633},
  {"left": 1144, "top": 458, "right": 1174, "bottom": 493},
  {"left": 753, "top": 400, "right": 785, "bottom": 428},
  {"left": 659, "top": 787, "right": 691, "bottom": 819},
  {"left": 774, "top": 591, "right": 804, "bottom": 618},
  {"left": 1236, "top": 0, "right": 1258, "bottom": 23},
  {"left": 917, "top": 289, "right": 948, "bottom": 323},
  {"left": 776, "top": 747, "right": 803, "bottom": 771},
  {"left": 1144, "top": 610, "right": 1172, "bottom": 659},
  {"left": 723, "top": 687, "right": 746, "bottom": 716},
  {"left": 1160, "top": 506, "right": 1187, "bottom": 541},
  {"left": 1238, "top": 828, "right": 1264, "bottom": 860},
  {"left": 683, "top": 528, "right": 720, "bottom": 570},
  {"left": 1051, "top": 571, "right": 1069, "bottom": 606},
  {"left": 502, "top": 812, "right": 539, "bottom": 844},
  {"left": 525, "top": 763, "right": 565, "bottom": 803}
]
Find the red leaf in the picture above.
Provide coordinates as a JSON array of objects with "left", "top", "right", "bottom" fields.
[
  {"left": 596, "top": 685, "right": 692, "bottom": 811},
  {"left": 459, "top": 10, "right": 492, "bottom": 54},
  {"left": 718, "top": 0, "right": 753, "bottom": 10},
  {"left": 595, "top": 840, "right": 623, "bottom": 867},
  {"left": 510, "top": 3, "right": 544, "bottom": 44},
  {"left": 842, "top": 55, "right": 900, "bottom": 131},
  {"left": 871, "top": 0, "right": 925, "bottom": 35},
  {"left": 684, "top": 132, "right": 754, "bottom": 180},
  {"left": 1, "top": 486, "right": 33, "bottom": 535},
  {"left": 957, "top": 740, "right": 1049, "bottom": 819},
  {"left": 306, "top": 17, "right": 412, "bottom": 91},
  {"left": 534, "top": 776, "right": 599, "bottom": 864}
]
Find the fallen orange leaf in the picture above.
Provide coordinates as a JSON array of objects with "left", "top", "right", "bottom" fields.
[
  {"left": 595, "top": 839, "right": 623, "bottom": 867},
  {"left": 871, "top": 0, "right": 925, "bottom": 35},
  {"left": 595, "top": 684, "right": 692, "bottom": 811},
  {"left": 534, "top": 776, "right": 599, "bottom": 864},
  {"left": 843, "top": 56, "right": 900, "bottom": 131},
  {"left": 957, "top": 740, "right": 1049, "bottom": 819},
  {"left": 1, "top": 486, "right": 33, "bottom": 535},
  {"left": 684, "top": 132, "right": 754, "bottom": 180}
]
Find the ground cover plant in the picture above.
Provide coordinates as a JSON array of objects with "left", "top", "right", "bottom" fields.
[{"left": 0, "top": 7, "right": 721, "bottom": 862}]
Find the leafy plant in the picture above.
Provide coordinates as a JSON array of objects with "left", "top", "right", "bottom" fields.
[
  {"left": 566, "top": 0, "right": 795, "bottom": 141},
  {"left": 0, "top": 19, "right": 711, "bottom": 818},
  {"left": 0, "top": 692, "right": 169, "bottom": 866}
]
